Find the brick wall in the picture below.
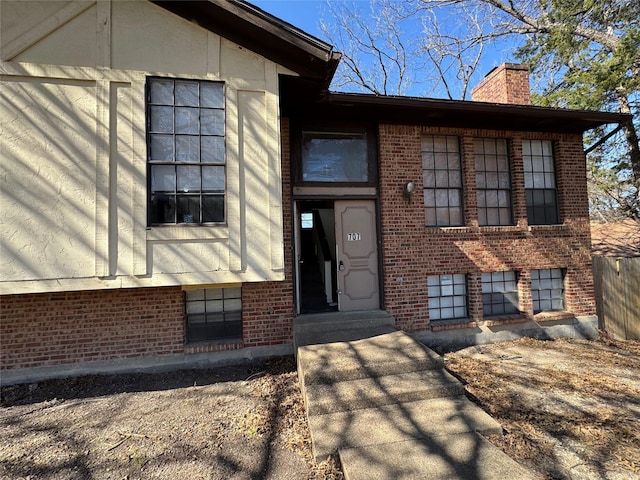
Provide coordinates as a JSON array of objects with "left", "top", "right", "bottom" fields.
[
  {"left": 242, "top": 117, "right": 296, "bottom": 346},
  {"left": 471, "top": 63, "right": 531, "bottom": 105},
  {"left": 1, "top": 287, "right": 185, "bottom": 370},
  {"left": 378, "top": 124, "right": 596, "bottom": 331}
]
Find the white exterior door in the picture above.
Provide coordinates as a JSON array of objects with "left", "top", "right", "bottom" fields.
[{"left": 335, "top": 200, "right": 379, "bottom": 311}]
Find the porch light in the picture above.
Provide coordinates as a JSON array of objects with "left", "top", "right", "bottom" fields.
[{"left": 403, "top": 181, "right": 416, "bottom": 202}]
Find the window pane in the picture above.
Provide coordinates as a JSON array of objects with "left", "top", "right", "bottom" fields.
[
  {"left": 150, "top": 106, "right": 173, "bottom": 133},
  {"left": 302, "top": 133, "right": 368, "bottom": 182},
  {"left": 201, "top": 136, "right": 225, "bottom": 163},
  {"left": 177, "top": 165, "right": 201, "bottom": 192},
  {"left": 175, "top": 81, "right": 199, "bottom": 106},
  {"left": 151, "top": 194, "right": 175, "bottom": 223},
  {"left": 176, "top": 136, "right": 200, "bottom": 162},
  {"left": 201, "top": 82, "right": 224, "bottom": 108},
  {"left": 202, "top": 196, "right": 224, "bottom": 222},
  {"left": 150, "top": 78, "right": 173, "bottom": 104},
  {"left": 177, "top": 195, "right": 200, "bottom": 223},
  {"left": 175, "top": 107, "right": 199, "bottom": 134},
  {"left": 150, "top": 134, "right": 174, "bottom": 161},
  {"left": 151, "top": 165, "right": 175, "bottom": 192},
  {"left": 202, "top": 166, "right": 225, "bottom": 192},
  {"left": 201, "top": 109, "right": 225, "bottom": 136}
]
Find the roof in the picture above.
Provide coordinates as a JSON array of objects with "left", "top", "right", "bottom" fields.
[
  {"left": 591, "top": 220, "right": 640, "bottom": 257},
  {"left": 151, "top": 0, "right": 340, "bottom": 88},
  {"left": 154, "top": 0, "right": 630, "bottom": 134}
]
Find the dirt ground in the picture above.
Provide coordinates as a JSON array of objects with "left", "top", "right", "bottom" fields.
[
  {"left": 445, "top": 336, "right": 640, "bottom": 480},
  {"left": 1, "top": 336, "right": 638, "bottom": 480},
  {"left": 0, "top": 357, "right": 343, "bottom": 480}
]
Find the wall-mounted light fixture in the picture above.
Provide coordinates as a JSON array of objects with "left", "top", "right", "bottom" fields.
[{"left": 403, "top": 181, "right": 416, "bottom": 203}]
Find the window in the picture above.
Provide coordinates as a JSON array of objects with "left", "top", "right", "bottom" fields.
[
  {"left": 301, "top": 132, "right": 368, "bottom": 182},
  {"left": 147, "top": 77, "right": 225, "bottom": 225},
  {"left": 481, "top": 271, "right": 519, "bottom": 316},
  {"left": 185, "top": 287, "right": 241, "bottom": 342},
  {"left": 301, "top": 212, "right": 313, "bottom": 229},
  {"left": 523, "top": 140, "right": 559, "bottom": 225},
  {"left": 531, "top": 268, "right": 565, "bottom": 313},
  {"left": 427, "top": 274, "right": 467, "bottom": 321},
  {"left": 474, "top": 139, "right": 513, "bottom": 226},
  {"left": 422, "top": 135, "right": 463, "bottom": 226}
]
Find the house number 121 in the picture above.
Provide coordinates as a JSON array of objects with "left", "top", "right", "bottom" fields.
[{"left": 347, "top": 233, "right": 362, "bottom": 241}]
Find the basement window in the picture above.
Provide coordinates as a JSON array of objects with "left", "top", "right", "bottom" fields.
[
  {"left": 531, "top": 268, "right": 565, "bottom": 313},
  {"left": 481, "top": 271, "right": 519, "bottom": 316},
  {"left": 427, "top": 274, "right": 468, "bottom": 321},
  {"left": 185, "top": 287, "right": 241, "bottom": 343}
]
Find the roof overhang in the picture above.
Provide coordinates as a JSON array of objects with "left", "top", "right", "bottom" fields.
[{"left": 151, "top": 0, "right": 340, "bottom": 88}]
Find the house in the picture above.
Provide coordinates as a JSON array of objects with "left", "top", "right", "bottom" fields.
[{"left": 0, "top": 0, "right": 629, "bottom": 380}]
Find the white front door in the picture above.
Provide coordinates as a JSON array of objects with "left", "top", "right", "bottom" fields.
[{"left": 335, "top": 200, "right": 379, "bottom": 311}]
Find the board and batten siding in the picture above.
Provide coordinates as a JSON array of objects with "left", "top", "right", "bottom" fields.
[{"left": 1, "top": 0, "right": 290, "bottom": 295}]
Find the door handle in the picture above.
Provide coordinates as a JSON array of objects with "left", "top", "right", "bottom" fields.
[{"left": 339, "top": 260, "right": 345, "bottom": 271}]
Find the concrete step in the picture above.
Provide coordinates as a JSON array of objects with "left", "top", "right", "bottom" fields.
[
  {"left": 293, "top": 310, "right": 396, "bottom": 350},
  {"left": 298, "top": 331, "right": 443, "bottom": 386},
  {"left": 305, "top": 369, "right": 464, "bottom": 415},
  {"left": 339, "top": 432, "right": 541, "bottom": 480},
  {"left": 309, "top": 396, "right": 502, "bottom": 461}
]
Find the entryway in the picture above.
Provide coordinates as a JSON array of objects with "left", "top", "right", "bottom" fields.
[{"left": 294, "top": 199, "right": 379, "bottom": 315}]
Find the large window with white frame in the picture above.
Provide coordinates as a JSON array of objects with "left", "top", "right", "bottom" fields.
[
  {"left": 427, "top": 274, "right": 468, "bottom": 321},
  {"left": 147, "top": 77, "right": 226, "bottom": 225},
  {"left": 523, "top": 139, "right": 559, "bottom": 225},
  {"left": 422, "top": 135, "right": 464, "bottom": 226},
  {"left": 474, "top": 138, "right": 513, "bottom": 226},
  {"left": 481, "top": 271, "right": 519, "bottom": 316},
  {"left": 531, "top": 268, "right": 565, "bottom": 313},
  {"left": 185, "top": 287, "right": 242, "bottom": 343}
]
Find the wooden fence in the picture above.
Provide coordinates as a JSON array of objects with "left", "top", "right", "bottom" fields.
[{"left": 593, "top": 256, "right": 640, "bottom": 340}]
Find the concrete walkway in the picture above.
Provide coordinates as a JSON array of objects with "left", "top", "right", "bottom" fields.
[{"left": 294, "top": 312, "right": 540, "bottom": 480}]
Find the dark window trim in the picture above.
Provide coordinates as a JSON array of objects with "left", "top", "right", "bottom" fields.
[
  {"left": 427, "top": 273, "right": 468, "bottom": 321},
  {"left": 481, "top": 271, "right": 520, "bottom": 317},
  {"left": 523, "top": 139, "right": 560, "bottom": 225},
  {"left": 184, "top": 287, "right": 242, "bottom": 343},
  {"left": 474, "top": 138, "right": 514, "bottom": 227},
  {"left": 531, "top": 268, "right": 566, "bottom": 313}
]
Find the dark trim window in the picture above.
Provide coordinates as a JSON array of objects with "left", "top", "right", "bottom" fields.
[
  {"left": 481, "top": 271, "right": 519, "bottom": 316},
  {"left": 474, "top": 138, "right": 513, "bottom": 226},
  {"left": 185, "top": 287, "right": 241, "bottom": 342},
  {"left": 523, "top": 139, "right": 559, "bottom": 225},
  {"left": 147, "top": 77, "right": 225, "bottom": 225},
  {"left": 531, "top": 268, "right": 565, "bottom": 313},
  {"left": 427, "top": 274, "right": 467, "bottom": 321},
  {"left": 301, "top": 131, "right": 369, "bottom": 183},
  {"left": 422, "top": 135, "right": 464, "bottom": 226}
]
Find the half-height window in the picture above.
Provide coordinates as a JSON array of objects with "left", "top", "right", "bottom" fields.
[
  {"left": 147, "top": 77, "right": 225, "bottom": 225},
  {"left": 474, "top": 139, "right": 513, "bottom": 226},
  {"left": 531, "top": 268, "right": 565, "bottom": 313},
  {"left": 185, "top": 287, "right": 241, "bottom": 343},
  {"left": 301, "top": 132, "right": 369, "bottom": 182},
  {"left": 422, "top": 135, "right": 463, "bottom": 226},
  {"left": 523, "top": 140, "right": 559, "bottom": 225},
  {"left": 481, "top": 271, "right": 519, "bottom": 316},
  {"left": 427, "top": 274, "right": 467, "bottom": 321}
]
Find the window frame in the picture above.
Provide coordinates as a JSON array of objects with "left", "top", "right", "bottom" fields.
[
  {"left": 531, "top": 268, "right": 566, "bottom": 313},
  {"left": 146, "top": 77, "right": 226, "bottom": 226},
  {"left": 523, "top": 139, "right": 560, "bottom": 225},
  {"left": 481, "top": 271, "right": 520, "bottom": 317},
  {"left": 422, "top": 135, "right": 464, "bottom": 227},
  {"left": 184, "top": 287, "right": 242, "bottom": 343},
  {"left": 427, "top": 274, "right": 468, "bottom": 321},
  {"left": 474, "top": 138, "right": 514, "bottom": 226}
]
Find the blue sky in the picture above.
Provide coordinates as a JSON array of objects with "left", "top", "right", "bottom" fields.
[{"left": 251, "top": 0, "right": 520, "bottom": 99}]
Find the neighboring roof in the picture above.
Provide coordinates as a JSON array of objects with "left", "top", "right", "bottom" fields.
[
  {"left": 151, "top": 0, "right": 340, "bottom": 88},
  {"left": 591, "top": 220, "right": 640, "bottom": 257}
]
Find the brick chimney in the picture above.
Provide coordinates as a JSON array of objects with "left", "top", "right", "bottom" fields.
[{"left": 471, "top": 63, "right": 531, "bottom": 105}]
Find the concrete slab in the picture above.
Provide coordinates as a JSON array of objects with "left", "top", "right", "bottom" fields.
[
  {"left": 309, "top": 396, "right": 502, "bottom": 461},
  {"left": 305, "top": 369, "right": 463, "bottom": 415},
  {"left": 299, "top": 331, "right": 443, "bottom": 386},
  {"left": 339, "top": 432, "right": 541, "bottom": 480},
  {"left": 295, "top": 325, "right": 397, "bottom": 350}
]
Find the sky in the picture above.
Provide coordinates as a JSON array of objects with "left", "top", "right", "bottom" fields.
[{"left": 251, "top": 0, "right": 519, "bottom": 99}]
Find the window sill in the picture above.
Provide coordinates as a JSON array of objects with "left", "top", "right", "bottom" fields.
[
  {"left": 481, "top": 314, "right": 528, "bottom": 326},
  {"left": 430, "top": 318, "right": 477, "bottom": 331},
  {"left": 425, "top": 226, "right": 473, "bottom": 234},
  {"left": 533, "top": 310, "right": 575, "bottom": 322},
  {"left": 184, "top": 338, "right": 243, "bottom": 354},
  {"left": 147, "top": 225, "right": 229, "bottom": 241},
  {"left": 527, "top": 224, "right": 566, "bottom": 232}
]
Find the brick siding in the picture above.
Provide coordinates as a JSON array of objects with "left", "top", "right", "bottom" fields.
[
  {"left": 1, "top": 287, "right": 185, "bottom": 370},
  {"left": 378, "top": 124, "right": 596, "bottom": 331}
]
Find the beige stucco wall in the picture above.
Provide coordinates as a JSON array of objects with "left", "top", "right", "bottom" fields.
[{"left": 0, "top": 0, "right": 288, "bottom": 294}]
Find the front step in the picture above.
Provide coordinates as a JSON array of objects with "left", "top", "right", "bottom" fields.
[
  {"left": 304, "top": 368, "right": 464, "bottom": 415},
  {"left": 308, "top": 396, "right": 503, "bottom": 461},
  {"left": 298, "top": 330, "right": 443, "bottom": 386}
]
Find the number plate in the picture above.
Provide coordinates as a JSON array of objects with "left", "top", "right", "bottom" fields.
[{"left": 347, "top": 233, "right": 362, "bottom": 241}]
